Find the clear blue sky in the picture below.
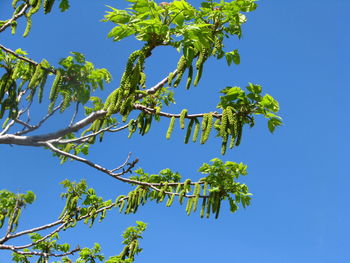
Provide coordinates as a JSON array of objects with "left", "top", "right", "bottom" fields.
[{"left": 1, "top": 0, "right": 350, "bottom": 262}]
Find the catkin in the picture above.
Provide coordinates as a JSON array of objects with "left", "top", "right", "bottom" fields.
[
  {"left": 28, "top": 63, "right": 43, "bottom": 88},
  {"left": 192, "top": 119, "right": 200, "bottom": 142},
  {"left": 221, "top": 139, "right": 228, "bottom": 155},
  {"left": 186, "top": 198, "right": 193, "bottom": 215},
  {"left": 167, "top": 72, "right": 174, "bottom": 86},
  {"left": 23, "top": 14, "right": 32, "bottom": 37},
  {"left": 173, "top": 56, "right": 187, "bottom": 87},
  {"left": 11, "top": 21, "right": 17, "bottom": 35},
  {"left": 184, "top": 118, "right": 194, "bottom": 144},
  {"left": 194, "top": 51, "right": 205, "bottom": 86},
  {"left": 220, "top": 108, "right": 228, "bottom": 137},
  {"left": 202, "top": 113, "right": 213, "bottom": 144},
  {"left": 179, "top": 109, "right": 187, "bottom": 129},
  {"left": 166, "top": 194, "right": 175, "bottom": 207},
  {"left": 12, "top": 0, "right": 20, "bottom": 8},
  {"left": 49, "top": 70, "right": 61, "bottom": 101},
  {"left": 185, "top": 65, "right": 193, "bottom": 90},
  {"left": 200, "top": 198, "right": 206, "bottom": 218},
  {"left": 166, "top": 116, "right": 175, "bottom": 140},
  {"left": 28, "top": 0, "right": 42, "bottom": 15},
  {"left": 38, "top": 71, "right": 48, "bottom": 103},
  {"left": 43, "top": 0, "right": 55, "bottom": 14},
  {"left": 235, "top": 119, "right": 243, "bottom": 146},
  {"left": 200, "top": 114, "right": 208, "bottom": 144}
]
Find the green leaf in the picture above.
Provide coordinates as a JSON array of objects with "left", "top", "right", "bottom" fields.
[
  {"left": 267, "top": 117, "right": 282, "bottom": 133},
  {"left": 260, "top": 94, "right": 279, "bottom": 112},
  {"left": 59, "top": 0, "right": 70, "bottom": 12},
  {"left": 225, "top": 50, "right": 240, "bottom": 66},
  {"left": 246, "top": 83, "right": 262, "bottom": 94}
]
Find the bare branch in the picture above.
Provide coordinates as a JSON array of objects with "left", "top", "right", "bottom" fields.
[
  {"left": 69, "top": 102, "right": 80, "bottom": 127},
  {"left": 110, "top": 152, "right": 132, "bottom": 172},
  {"left": 56, "top": 123, "right": 129, "bottom": 145},
  {"left": 134, "top": 103, "right": 221, "bottom": 119},
  {"left": 15, "top": 102, "right": 63, "bottom": 136}
]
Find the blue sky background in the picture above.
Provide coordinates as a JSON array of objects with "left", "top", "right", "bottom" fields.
[{"left": 1, "top": 0, "right": 350, "bottom": 262}]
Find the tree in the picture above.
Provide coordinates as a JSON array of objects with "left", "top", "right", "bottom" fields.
[{"left": 0, "top": 0, "right": 282, "bottom": 262}]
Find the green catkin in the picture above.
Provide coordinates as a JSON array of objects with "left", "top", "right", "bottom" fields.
[
  {"left": 192, "top": 120, "right": 200, "bottom": 142},
  {"left": 200, "top": 198, "right": 206, "bottom": 218},
  {"left": 193, "top": 184, "right": 200, "bottom": 212},
  {"left": 200, "top": 114, "right": 208, "bottom": 144},
  {"left": 194, "top": 50, "right": 205, "bottom": 86},
  {"left": 115, "top": 195, "right": 125, "bottom": 205},
  {"left": 211, "top": 192, "right": 217, "bottom": 214},
  {"left": 38, "top": 71, "right": 48, "bottom": 103},
  {"left": 183, "top": 179, "right": 191, "bottom": 190},
  {"left": 28, "top": 0, "right": 42, "bottom": 15},
  {"left": 120, "top": 50, "right": 140, "bottom": 89},
  {"left": 143, "top": 115, "right": 152, "bottom": 134},
  {"left": 173, "top": 56, "right": 187, "bottom": 87},
  {"left": 206, "top": 194, "right": 211, "bottom": 218},
  {"left": 30, "top": 0, "right": 38, "bottom": 5},
  {"left": 215, "top": 197, "right": 221, "bottom": 219},
  {"left": 11, "top": 64, "right": 20, "bottom": 80},
  {"left": 60, "top": 91, "right": 71, "bottom": 113},
  {"left": 23, "top": 14, "right": 32, "bottom": 37},
  {"left": 194, "top": 183, "right": 200, "bottom": 195},
  {"left": 43, "top": 0, "right": 55, "bottom": 14},
  {"left": 220, "top": 108, "right": 228, "bottom": 137},
  {"left": 185, "top": 65, "right": 193, "bottom": 90},
  {"left": 201, "top": 114, "right": 208, "bottom": 131},
  {"left": 119, "top": 96, "right": 132, "bottom": 116},
  {"left": 226, "top": 107, "right": 235, "bottom": 126},
  {"left": 221, "top": 139, "right": 228, "bottom": 155},
  {"left": 2, "top": 118, "right": 10, "bottom": 129},
  {"left": 119, "top": 200, "right": 126, "bottom": 213},
  {"left": 202, "top": 182, "right": 208, "bottom": 196},
  {"left": 137, "top": 113, "right": 145, "bottom": 133},
  {"left": 28, "top": 63, "right": 42, "bottom": 88},
  {"left": 167, "top": 72, "right": 174, "bottom": 86},
  {"left": 179, "top": 109, "right": 187, "bottom": 129},
  {"left": 202, "top": 113, "right": 213, "bottom": 144},
  {"left": 48, "top": 89, "right": 59, "bottom": 113},
  {"left": 179, "top": 190, "right": 185, "bottom": 205},
  {"left": 186, "top": 198, "right": 193, "bottom": 215},
  {"left": 11, "top": 21, "right": 17, "bottom": 35},
  {"left": 235, "top": 119, "right": 243, "bottom": 146},
  {"left": 166, "top": 194, "right": 175, "bottom": 207},
  {"left": 49, "top": 70, "right": 61, "bottom": 101},
  {"left": 175, "top": 183, "right": 182, "bottom": 193},
  {"left": 12, "top": 0, "right": 20, "bottom": 8},
  {"left": 140, "top": 72, "right": 146, "bottom": 88},
  {"left": 229, "top": 135, "right": 235, "bottom": 149},
  {"left": 184, "top": 118, "right": 194, "bottom": 144},
  {"left": 166, "top": 116, "right": 175, "bottom": 140}
]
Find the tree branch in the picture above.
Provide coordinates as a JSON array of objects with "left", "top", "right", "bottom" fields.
[
  {"left": 0, "top": 4, "right": 29, "bottom": 33},
  {"left": 133, "top": 103, "right": 221, "bottom": 119},
  {"left": 0, "top": 44, "right": 55, "bottom": 74}
]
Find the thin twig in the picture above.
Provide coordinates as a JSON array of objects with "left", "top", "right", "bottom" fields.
[
  {"left": 110, "top": 152, "right": 132, "bottom": 172},
  {"left": 15, "top": 102, "right": 63, "bottom": 136},
  {"left": 69, "top": 102, "right": 80, "bottom": 127}
]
